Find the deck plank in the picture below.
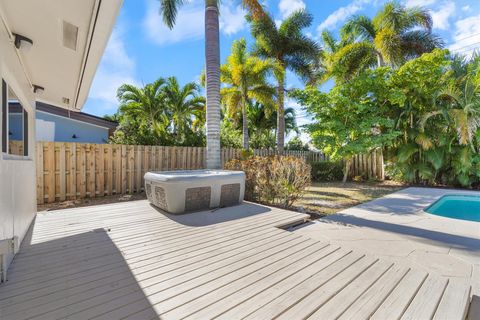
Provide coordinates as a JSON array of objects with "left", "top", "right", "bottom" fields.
[
  {"left": 338, "top": 265, "right": 410, "bottom": 320},
  {"left": 433, "top": 279, "right": 471, "bottom": 320},
  {"left": 308, "top": 260, "right": 394, "bottom": 319},
  {"left": 217, "top": 247, "right": 349, "bottom": 320},
  {"left": 245, "top": 252, "right": 366, "bottom": 319},
  {"left": 371, "top": 268, "right": 428, "bottom": 320},
  {"left": 401, "top": 275, "right": 449, "bottom": 320},
  {"left": 167, "top": 243, "right": 336, "bottom": 320},
  {"left": 275, "top": 256, "right": 378, "bottom": 319}
]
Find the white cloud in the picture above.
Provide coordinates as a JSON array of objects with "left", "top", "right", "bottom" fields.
[
  {"left": 405, "top": 0, "right": 437, "bottom": 7},
  {"left": 449, "top": 14, "right": 480, "bottom": 57},
  {"left": 431, "top": 1, "right": 455, "bottom": 30},
  {"left": 219, "top": 1, "right": 247, "bottom": 35},
  {"left": 462, "top": 5, "right": 470, "bottom": 11},
  {"left": 317, "top": 0, "right": 369, "bottom": 32},
  {"left": 88, "top": 28, "right": 139, "bottom": 114},
  {"left": 278, "top": 0, "right": 306, "bottom": 19},
  {"left": 143, "top": 0, "right": 204, "bottom": 45}
]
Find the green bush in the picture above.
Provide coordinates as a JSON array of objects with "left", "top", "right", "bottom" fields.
[
  {"left": 310, "top": 161, "right": 344, "bottom": 181},
  {"left": 225, "top": 156, "right": 311, "bottom": 208}
]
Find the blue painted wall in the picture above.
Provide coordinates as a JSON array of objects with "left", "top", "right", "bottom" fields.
[{"left": 36, "top": 111, "right": 110, "bottom": 143}]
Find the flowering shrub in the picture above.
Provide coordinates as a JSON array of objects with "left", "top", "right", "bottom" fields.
[{"left": 225, "top": 156, "right": 311, "bottom": 208}]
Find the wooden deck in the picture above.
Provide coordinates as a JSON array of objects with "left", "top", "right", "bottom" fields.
[{"left": 0, "top": 200, "right": 473, "bottom": 319}]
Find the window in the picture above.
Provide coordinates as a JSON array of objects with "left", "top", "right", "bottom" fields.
[{"left": 1, "top": 79, "right": 28, "bottom": 157}]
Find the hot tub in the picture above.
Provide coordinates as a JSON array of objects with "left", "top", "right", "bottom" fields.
[{"left": 144, "top": 170, "right": 245, "bottom": 214}]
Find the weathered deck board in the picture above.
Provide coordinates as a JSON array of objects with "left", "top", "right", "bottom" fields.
[{"left": 0, "top": 200, "right": 472, "bottom": 320}]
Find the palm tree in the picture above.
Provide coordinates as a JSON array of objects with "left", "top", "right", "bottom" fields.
[
  {"left": 336, "top": 1, "right": 442, "bottom": 72},
  {"left": 317, "top": 30, "right": 377, "bottom": 83},
  {"left": 249, "top": 9, "right": 319, "bottom": 152},
  {"left": 247, "top": 101, "right": 299, "bottom": 148},
  {"left": 159, "top": 0, "right": 265, "bottom": 168},
  {"left": 220, "top": 38, "right": 276, "bottom": 149},
  {"left": 421, "top": 77, "right": 480, "bottom": 149},
  {"left": 117, "top": 78, "right": 169, "bottom": 136},
  {"left": 163, "top": 77, "right": 205, "bottom": 143}
]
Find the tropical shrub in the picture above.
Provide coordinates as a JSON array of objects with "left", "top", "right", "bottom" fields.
[
  {"left": 310, "top": 161, "right": 344, "bottom": 181},
  {"left": 296, "top": 49, "right": 480, "bottom": 188},
  {"left": 225, "top": 156, "right": 311, "bottom": 208}
]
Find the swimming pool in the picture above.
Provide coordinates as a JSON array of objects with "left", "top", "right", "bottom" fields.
[{"left": 425, "top": 195, "right": 480, "bottom": 222}]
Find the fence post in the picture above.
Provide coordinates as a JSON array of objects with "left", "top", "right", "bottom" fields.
[{"left": 36, "top": 142, "right": 44, "bottom": 204}]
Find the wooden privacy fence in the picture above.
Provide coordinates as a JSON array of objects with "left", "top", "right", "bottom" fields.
[
  {"left": 35, "top": 142, "right": 245, "bottom": 204},
  {"left": 349, "top": 149, "right": 385, "bottom": 181},
  {"left": 30, "top": 141, "right": 381, "bottom": 204}
]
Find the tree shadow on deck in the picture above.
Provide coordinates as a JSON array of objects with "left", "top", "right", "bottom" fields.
[
  {"left": 0, "top": 227, "right": 159, "bottom": 319},
  {"left": 155, "top": 202, "right": 272, "bottom": 227}
]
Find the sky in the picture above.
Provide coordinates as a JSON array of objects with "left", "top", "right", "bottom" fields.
[{"left": 83, "top": 0, "right": 480, "bottom": 142}]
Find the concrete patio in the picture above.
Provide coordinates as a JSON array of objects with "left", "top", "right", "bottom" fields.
[
  {"left": 0, "top": 198, "right": 474, "bottom": 319},
  {"left": 293, "top": 187, "right": 480, "bottom": 297}
]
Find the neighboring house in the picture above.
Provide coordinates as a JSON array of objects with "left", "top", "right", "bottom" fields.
[
  {"left": 9, "top": 102, "right": 117, "bottom": 144},
  {"left": 0, "top": 0, "right": 121, "bottom": 280}
]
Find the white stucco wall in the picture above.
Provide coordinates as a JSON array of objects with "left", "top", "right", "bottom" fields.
[{"left": 0, "top": 21, "right": 37, "bottom": 280}]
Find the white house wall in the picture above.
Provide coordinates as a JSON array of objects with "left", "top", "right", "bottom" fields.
[{"left": 0, "top": 12, "right": 36, "bottom": 280}]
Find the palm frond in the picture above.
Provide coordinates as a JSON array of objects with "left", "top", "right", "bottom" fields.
[
  {"left": 341, "top": 15, "right": 376, "bottom": 42},
  {"left": 280, "top": 9, "right": 313, "bottom": 36},
  {"left": 415, "top": 132, "right": 434, "bottom": 150},
  {"left": 241, "top": 0, "right": 266, "bottom": 20},
  {"left": 159, "top": 0, "right": 186, "bottom": 29},
  {"left": 404, "top": 6, "right": 432, "bottom": 32},
  {"left": 401, "top": 30, "right": 443, "bottom": 59}
]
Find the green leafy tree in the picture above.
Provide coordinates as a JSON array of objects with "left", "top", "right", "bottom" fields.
[
  {"left": 293, "top": 68, "right": 400, "bottom": 182},
  {"left": 250, "top": 9, "right": 319, "bottom": 151},
  {"left": 286, "top": 136, "right": 310, "bottom": 151}
]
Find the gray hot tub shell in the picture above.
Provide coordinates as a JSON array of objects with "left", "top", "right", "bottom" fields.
[{"left": 144, "top": 170, "right": 245, "bottom": 214}]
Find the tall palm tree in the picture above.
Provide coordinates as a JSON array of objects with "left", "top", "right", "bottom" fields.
[
  {"left": 249, "top": 9, "right": 319, "bottom": 152},
  {"left": 336, "top": 1, "right": 442, "bottom": 72},
  {"left": 117, "top": 78, "right": 169, "bottom": 136},
  {"left": 163, "top": 77, "right": 205, "bottom": 143},
  {"left": 220, "top": 38, "right": 276, "bottom": 149},
  {"left": 159, "top": 0, "right": 265, "bottom": 168}
]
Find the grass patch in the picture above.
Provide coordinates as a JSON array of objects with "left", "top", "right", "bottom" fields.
[{"left": 294, "top": 181, "right": 404, "bottom": 216}]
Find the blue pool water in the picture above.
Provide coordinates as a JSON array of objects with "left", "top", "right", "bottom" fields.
[{"left": 425, "top": 195, "right": 480, "bottom": 222}]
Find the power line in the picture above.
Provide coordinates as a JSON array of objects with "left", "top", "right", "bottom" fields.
[
  {"left": 450, "top": 40, "right": 480, "bottom": 53},
  {"left": 451, "top": 32, "right": 480, "bottom": 44}
]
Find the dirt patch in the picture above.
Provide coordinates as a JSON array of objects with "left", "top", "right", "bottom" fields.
[{"left": 293, "top": 181, "right": 405, "bottom": 216}]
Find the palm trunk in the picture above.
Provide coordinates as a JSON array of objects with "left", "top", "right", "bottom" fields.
[
  {"left": 276, "top": 74, "right": 285, "bottom": 153},
  {"left": 205, "top": 0, "right": 221, "bottom": 169},
  {"left": 375, "top": 51, "right": 385, "bottom": 67},
  {"left": 242, "top": 96, "right": 249, "bottom": 150}
]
